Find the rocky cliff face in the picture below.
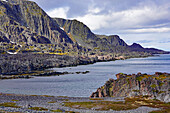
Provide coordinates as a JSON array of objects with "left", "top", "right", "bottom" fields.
[
  {"left": 0, "top": 53, "right": 97, "bottom": 75},
  {"left": 0, "top": 0, "right": 168, "bottom": 55},
  {"left": 54, "top": 18, "right": 128, "bottom": 52},
  {"left": 0, "top": 0, "right": 73, "bottom": 44},
  {"left": 129, "top": 43, "right": 166, "bottom": 54},
  {"left": 90, "top": 72, "right": 170, "bottom": 102},
  {"left": 55, "top": 18, "right": 168, "bottom": 54}
]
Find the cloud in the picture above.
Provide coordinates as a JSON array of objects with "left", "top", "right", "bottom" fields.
[
  {"left": 47, "top": 7, "right": 70, "bottom": 18},
  {"left": 88, "top": 7, "right": 102, "bottom": 14},
  {"left": 31, "top": 0, "right": 170, "bottom": 50},
  {"left": 119, "top": 33, "right": 170, "bottom": 51},
  {"left": 74, "top": 4, "right": 170, "bottom": 34},
  {"left": 125, "top": 27, "right": 170, "bottom": 33},
  {"left": 136, "top": 40, "right": 152, "bottom": 43}
]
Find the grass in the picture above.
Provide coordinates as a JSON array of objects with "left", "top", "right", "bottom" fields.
[
  {"left": 41, "top": 95, "right": 54, "bottom": 97},
  {"left": 64, "top": 96, "right": 170, "bottom": 111},
  {"left": 0, "top": 102, "right": 20, "bottom": 108},
  {"left": 11, "top": 99, "right": 19, "bottom": 101},
  {"left": 29, "top": 107, "right": 48, "bottom": 111},
  {"left": 89, "top": 98, "right": 104, "bottom": 100},
  {"left": 50, "top": 109, "right": 63, "bottom": 112},
  {"left": 64, "top": 101, "right": 138, "bottom": 111},
  {"left": 136, "top": 74, "right": 152, "bottom": 81},
  {"left": 150, "top": 84, "right": 157, "bottom": 88},
  {"left": 48, "top": 101, "right": 57, "bottom": 103}
]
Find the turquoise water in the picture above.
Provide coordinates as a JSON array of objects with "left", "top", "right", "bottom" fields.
[{"left": 0, "top": 54, "right": 170, "bottom": 97}]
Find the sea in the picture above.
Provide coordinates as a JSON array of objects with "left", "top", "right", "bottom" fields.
[{"left": 0, "top": 54, "right": 170, "bottom": 97}]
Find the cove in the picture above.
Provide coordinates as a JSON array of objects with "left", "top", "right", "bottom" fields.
[{"left": 0, "top": 54, "right": 170, "bottom": 97}]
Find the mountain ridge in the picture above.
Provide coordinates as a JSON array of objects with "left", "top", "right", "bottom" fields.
[{"left": 0, "top": 0, "right": 169, "bottom": 56}]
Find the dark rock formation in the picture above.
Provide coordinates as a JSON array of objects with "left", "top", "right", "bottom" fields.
[
  {"left": 0, "top": 0, "right": 73, "bottom": 45},
  {"left": 55, "top": 18, "right": 169, "bottom": 54},
  {"left": 0, "top": 0, "right": 168, "bottom": 55},
  {"left": 129, "top": 43, "right": 167, "bottom": 54},
  {"left": 55, "top": 18, "right": 129, "bottom": 52},
  {"left": 0, "top": 53, "right": 97, "bottom": 75},
  {"left": 90, "top": 72, "right": 170, "bottom": 102}
]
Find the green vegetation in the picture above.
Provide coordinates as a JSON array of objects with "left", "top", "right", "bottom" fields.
[
  {"left": 28, "top": 107, "right": 48, "bottom": 111},
  {"left": 0, "top": 102, "right": 20, "bottom": 108},
  {"left": 132, "top": 90, "right": 140, "bottom": 92},
  {"left": 64, "top": 96, "right": 170, "bottom": 111},
  {"left": 41, "top": 95, "right": 54, "bottom": 97},
  {"left": 50, "top": 109, "right": 63, "bottom": 112},
  {"left": 64, "top": 101, "right": 138, "bottom": 111},
  {"left": 11, "top": 99, "right": 19, "bottom": 101},
  {"left": 48, "top": 101, "right": 57, "bottom": 103},
  {"left": 151, "top": 84, "right": 157, "bottom": 88},
  {"left": 89, "top": 98, "right": 104, "bottom": 100},
  {"left": 136, "top": 74, "right": 152, "bottom": 81}
]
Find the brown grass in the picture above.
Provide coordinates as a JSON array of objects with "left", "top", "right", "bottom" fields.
[
  {"left": 0, "top": 102, "right": 20, "bottom": 108},
  {"left": 64, "top": 96, "right": 170, "bottom": 111}
]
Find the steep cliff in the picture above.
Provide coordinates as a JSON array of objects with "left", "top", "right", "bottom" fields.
[
  {"left": 0, "top": 0, "right": 73, "bottom": 44},
  {"left": 54, "top": 18, "right": 128, "bottom": 52},
  {"left": 0, "top": 0, "right": 168, "bottom": 55},
  {"left": 55, "top": 18, "right": 167, "bottom": 54},
  {"left": 90, "top": 72, "right": 170, "bottom": 102}
]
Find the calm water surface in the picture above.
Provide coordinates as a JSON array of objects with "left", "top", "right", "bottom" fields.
[{"left": 0, "top": 54, "right": 170, "bottom": 97}]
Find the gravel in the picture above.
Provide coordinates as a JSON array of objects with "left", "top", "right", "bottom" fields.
[{"left": 0, "top": 93, "right": 160, "bottom": 113}]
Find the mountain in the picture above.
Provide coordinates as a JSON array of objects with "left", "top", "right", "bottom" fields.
[
  {"left": 0, "top": 0, "right": 168, "bottom": 56},
  {"left": 0, "top": 0, "right": 72, "bottom": 45},
  {"left": 55, "top": 18, "right": 130, "bottom": 53},
  {"left": 129, "top": 43, "right": 166, "bottom": 54},
  {"left": 55, "top": 18, "right": 168, "bottom": 54}
]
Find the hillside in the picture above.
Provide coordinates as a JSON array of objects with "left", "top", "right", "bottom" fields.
[
  {"left": 55, "top": 18, "right": 129, "bottom": 53},
  {"left": 55, "top": 18, "right": 168, "bottom": 54},
  {"left": 0, "top": 0, "right": 168, "bottom": 56},
  {"left": 0, "top": 0, "right": 76, "bottom": 54}
]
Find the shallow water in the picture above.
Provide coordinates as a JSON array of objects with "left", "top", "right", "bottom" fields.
[{"left": 0, "top": 54, "right": 170, "bottom": 97}]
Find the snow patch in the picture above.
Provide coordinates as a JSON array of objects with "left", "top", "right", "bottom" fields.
[
  {"left": 78, "top": 43, "right": 81, "bottom": 46},
  {"left": 7, "top": 51, "right": 18, "bottom": 55},
  {"left": 60, "top": 27, "right": 64, "bottom": 31},
  {"left": 10, "top": 41, "right": 15, "bottom": 44},
  {"left": 1, "top": 0, "right": 8, "bottom": 2}
]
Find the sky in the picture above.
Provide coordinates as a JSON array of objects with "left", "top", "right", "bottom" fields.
[{"left": 31, "top": 0, "right": 170, "bottom": 51}]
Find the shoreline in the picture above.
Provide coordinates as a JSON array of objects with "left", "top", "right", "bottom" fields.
[
  {"left": 0, "top": 93, "right": 162, "bottom": 113},
  {"left": 0, "top": 53, "right": 160, "bottom": 80}
]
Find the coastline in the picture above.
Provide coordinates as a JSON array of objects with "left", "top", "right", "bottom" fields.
[
  {"left": 0, "top": 93, "right": 161, "bottom": 113},
  {"left": 0, "top": 53, "right": 159, "bottom": 80},
  {"left": 0, "top": 55, "right": 169, "bottom": 112}
]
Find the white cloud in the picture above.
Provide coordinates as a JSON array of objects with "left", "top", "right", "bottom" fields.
[
  {"left": 88, "top": 7, "right": 102, "bottom": 14},
  {"left": 74, "top": 4, "right": 170, "bottom": 33},
  {"left": 125, "top": 27, "right": 170, "bottom": 33},
  {"left": 119, "top": 33, "right": 170, "bottom": 51},
  {"left": 47, "top": 7, "right": 70, "bottom": 18}
]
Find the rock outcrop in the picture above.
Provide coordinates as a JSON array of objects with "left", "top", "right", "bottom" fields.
[
  {"left": 54, "top": 18, "right": 168, "bottom": 54},
  {"left": 0, "top": 0, "right": 73, "bottom": 45},
  {"left": 0, "top": 0, "right": 168, "bottom": 55},
  {"left": 90, "top": 72, "right": 170, "bottom": 102},
  {"left": 0, "top": 53, "right": 97, "bottom": 75}
]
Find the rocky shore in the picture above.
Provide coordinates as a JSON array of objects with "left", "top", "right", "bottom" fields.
[
  {"left": 0, "top": 53, "right": 154, "bottom": 79},
  {"left": 0, "top": 53, "right": 97, "bottom": 76},
  {"left": 90, "top": 72, "right": 170, "bottom": 103},
  {"left": 0, "top": 93, "right": 162, "bottom": 113}
]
